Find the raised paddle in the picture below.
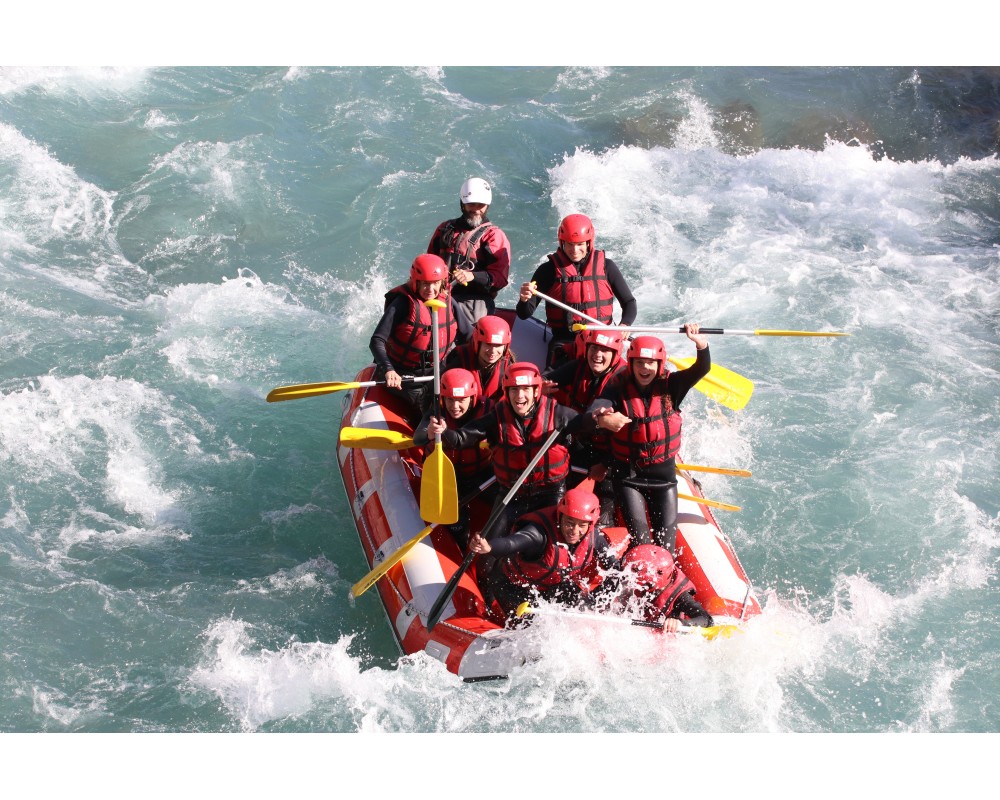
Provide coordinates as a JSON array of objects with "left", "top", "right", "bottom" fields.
[
  {"left": 266, "top": 375, "right": 433, "bottom": 402},
  {"left": 339, "top": 428, "right": 415, "bottom": 451},
  {"left": 677, "top": 493, "right": 741, "bottom": 512},
  {"left": 348, "top": 476, "right": 498, "bottom": 600},
  {"left": 514, "top": 602, "right": 742, "bottom": 639},
  {"left": 572, "top": 323, "right": 850, "bottom": 337},
  {"left": 528, "top": 285, "right": 753, "bottom": 411},
  {"left": 418, "top": 298, "right": 458, "bottom": 525},
  {"left": 425, "top": 427, "right": 564, "bottom": 632}
]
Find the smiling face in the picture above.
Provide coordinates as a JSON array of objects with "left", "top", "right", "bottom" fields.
[
  {"left": 561, "top": 240, "right": 589, "bottom": 262},
  {"left": 586, "top": 343, "right": 617, "bottom": 375},
  {"left": 558, "top": 514, "right": 592, "bottom": 545},
  {"left": 631, "top": 357, "right": 661, "bottom": 387},
  {"left": 443, "top": 395, "right": 473, "bottom": 419},
  {"left": 416, "top": 279, "right": 443, "bottom": 300},
  {"left": 477, "top": 341, "right": 506, "bottom": 368},
  {"left": 506, "top": 385, "right": 537, "bottom": 417}
]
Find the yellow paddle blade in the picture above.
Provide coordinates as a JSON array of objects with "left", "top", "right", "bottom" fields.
[
  {"left": 699, "top": 624, "right": 743, "bottom": 640},
  {"left": 678, "top": 492, "right": 741, "bottom": 512},
  {"left": 677, "top": 463, "right": 752, "bottom": 478},
  {"left": 420, "top": 442, "right": 458, "bottom": 524},
  {"left": 339, "top": 427, "right": 415, "bottom": 450},
  {"left": 753, "top": 329, "right": 851, "bottom": 337},
  {"left": 266, "top": 381, "right": 358, "bottom": 402},
  {"left": 668, "top": 356, "right": 753, "bottom": 411},
  {"left": 349, "top": 523, "right": 435, "bottom": 599}
]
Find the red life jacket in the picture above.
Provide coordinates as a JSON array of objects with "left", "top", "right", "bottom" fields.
[
  {"left": 608, "top": 374, "right": 682, "bottom": 468},
  {"left": 383, "top": 283, "right": 457, "bottom": 371},
  {"left": 425, "top": 399, "right": 494, "bottom": 480},
  {"left": 435, "top": 220, "right": 495, "bottom": 271},
  {"left": 645, "top": 565, "right": 696, "bottom": 620},
  {"left": 449, "top": 341, "right": 512, "bottom": 401},
  {"left": 492, "top": 396, "right": 570, "bottom": 490},
  {"left": 501, "top": 507, "right": 602, "bottom": 591},
  {"left": 544, "top": 249, "right": 616, "bottom": 331},
  {"left": 559, "top": 357, "right": 625, "bottom": 413}
]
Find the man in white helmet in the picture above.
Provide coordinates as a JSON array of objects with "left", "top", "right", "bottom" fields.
[{"left": 427, "top": 177, "right": 511, "bottom": 328}]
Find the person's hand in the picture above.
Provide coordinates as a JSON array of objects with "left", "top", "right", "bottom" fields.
[
  {"left": 684, "top": 322, "right": 709, "bottom": 351},
  {"left": 519, "top": 281, "right": 536, "bottom": 302},
  {"left": 594, "top": 407, "right": 631, "bottom": 432},
  {"left": 385, "top": 370, "right": 402, "bottom": 389},
  {"left": 541, "top": 379, "right": 559, "bottom": 396},
  {"left": 588, "top": 463, "right": 608, "bottom": 482},
  {"left": 452, "top": 269, "right": 473, "bottom": 286},
  {"left": 662, "top": 617, "right": 680, "bottom": 633},
  {"left": 468, "top": 533, "right": 492, "bottom": 555},
  {"left": 427, "top": 416, "right": 447, "bottom": 438}
]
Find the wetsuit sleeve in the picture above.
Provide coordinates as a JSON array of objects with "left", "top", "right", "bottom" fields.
[
  {"left": 369, "top": 297, "right": 407, "bottom": 374},
  {"left": 476, "top": 225, "right": 511, "bottom": 292},
  {"left": 556, "top": 403, "right": 597, "bottom": 437},
  {"left": 440, "top": 407, "right": 496, "bottom": 449},
  {"left": 604, "top": 258, "right": 637, "bottom": 326},
  {"left": 427, "top": 221, "right": 448, "bottom": 256},
  {"left": 667, "top": 344, "right": 711, "bottom": 408},
  {"left": 516, "top": 261, "right": 553, "bottom": 319},
  {"left": 485, "top": 522, "right": 547, "bottom": 559},
  {"left": 411, "top": 409, "right": 434, "bottom": 447},
  {"left": 670, "top": 592, "right": 714, "bottom": 628}
]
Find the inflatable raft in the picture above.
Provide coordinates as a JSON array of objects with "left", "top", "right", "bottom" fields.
[{"left": 337, "top": 314, "right": 761, "bottom": 680}]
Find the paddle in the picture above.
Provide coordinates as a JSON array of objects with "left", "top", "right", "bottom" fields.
[
  {"left": 514, "top": 602, "right": 742, "bottom": 639},
  {"left": 529, "top": 285, "right": 753, "bottom": 411},
  {"left": 339, "top": 428, "right": 415, "bottom": 451},
  {"left": 677, "top": 493, "right": 740, "bottom": 512},
  {"left": 568, "top": 465, "right": 742, "bottom": 511},
  {"left": 676, "top": 463, "right": 752, "bottom": 478},
  {"left": 418, "top": 298, "right": 458, "bottom": 525},
  {"left": 573, "top": 323, "right": 850, "bottom": 338},
  {"left": 348, "top": 476, "right": 498, "bottom": 600},
  {"left": 425, "top": 427, "right": 564, "bottom": 632},
  {"left": 266, "top": 375, "right": 433, "bottom": 403}
]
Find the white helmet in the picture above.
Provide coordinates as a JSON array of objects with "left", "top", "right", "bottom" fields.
[{"left": 460, "top": 177, "right": 492, "bottom": 206}]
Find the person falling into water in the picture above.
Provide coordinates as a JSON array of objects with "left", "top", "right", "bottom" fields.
[{"left": 427, "top": 177, "right": 511, "bottom": 329}]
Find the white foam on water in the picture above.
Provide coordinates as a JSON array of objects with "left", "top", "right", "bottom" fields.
[
  {"left": 0, "top": 374, "right": 209, "bottom": 539},
  {"left": 150, "top": 268, "right": 331, "bottom": 391},
  {"left": 0, "top": 67, "right": 149, "bottom": 96},
  {"left": 228, "top": 557, "right": 339, "bottom": 597}
]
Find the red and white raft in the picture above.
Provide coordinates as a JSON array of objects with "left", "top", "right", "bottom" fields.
[{"left": 337, "top": 315, "right": 761, "bottom": 680}]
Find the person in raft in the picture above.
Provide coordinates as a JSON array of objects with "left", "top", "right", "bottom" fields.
[
  {"left": 427, "top": 361, "right": 597, "bottom": 540},
  {"left": 412, "top": 368, "right": 497, "bottom": 551},
  {"left": 515, "top": 213, "right": 637, "bottom": 369},
  {"left": 467, "top": 486, "right": 625, "bottom": 619},
  {"left": 444, "top": 314, "right": 514, "bottom": 402},
  {"left": 427, "top": 177, "right": 511, "bottom": 329},
  {"left": 617, "top": 544, "right": 714, "bottom": 631},
  {"left": 587, "top": 324, "right": 711, "bottom": 555},
  {"left": 369, "top": 253, "right": 470, "bottom": 420},
  {"left": 543, "top": 327, "right": 628, "bottom": 527}
]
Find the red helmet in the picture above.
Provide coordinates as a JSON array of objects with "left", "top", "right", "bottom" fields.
[
  {"left": 620, "top": 544, "right": 676, "bottom": 591},
  {"left": 557, "top": 487, "right": 600, "bottom": 524},
  {"left": 502, "top": 361, "right": 542, "bottom": 390},
  {"left": 558, "top": 213, "right": 595, "bottom": 245},
  {"left": 628, "top": 335, "right": 667, "bottom": 375},
  {"left": 409, "top": 253, "right": 448, "bottom": 291},
  {"left": 440, "top": 368, "right": 478, "bottom": 400},
  {"left": 583, "top": 328, "right": 625, "bottom": 357},
  {"left": 472, "top": 315, "right": 511, "bottom": 348}
]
